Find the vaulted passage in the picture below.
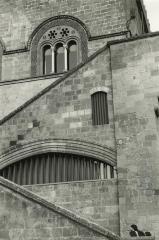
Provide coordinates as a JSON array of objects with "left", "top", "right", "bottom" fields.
[{"left": 0, "top": 152, "right": 115, "bottom": 185}]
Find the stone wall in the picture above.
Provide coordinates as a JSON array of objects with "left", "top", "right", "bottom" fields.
[
  {"left": 0, "top": 76, "right": 59, "bottom": 120},
  {"left": 0, "top": 48, "right": 115, "bottom": 155},
  {"left": 0, "top": 0, "right": 127, "bottom": 50},
  {"left": 0, "top": 0, "right": 128, "bottom": 82},
  {"left": 26, "top": 179, "right": 119, "bottom": 234},
  {"left": 111, "top": 35, "right": 159, "bottom": 239},
  {"left": 0, "top": 0, "right": 146, "bottom": 81},
  {"left": 2, "top": 52, "right": 31, "bottom": 81},
  {"left": 1, "top": 35, "right": 127, "bottom": 82},
  {"left": 0, "top": 177, "right": 115, "bottom": 240}
]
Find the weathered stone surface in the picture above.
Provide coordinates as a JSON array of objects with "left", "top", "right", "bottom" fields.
[
  {"left": 0, "top": 0, "right": 146, "bottom": 81},
  {"left": 111, "top": 35, "right": 159, "bottom": 239},
  {"left": 26, "top": 179, "right": 119, "bottom": 234},
  {"left": 0, "top": 177, "right": 119, "bottom": 240},
  {"left": 0, "top": 1, "right": 153, "bottom": 239},
  {"left": 0, "top": 48, "right": 115, "bottom": 155},
  {"left": 0, "top": 0, "right": 127, "bottom": 50},
  {"left": 0, "top": 76, "right": 58, "bottom": 120}
]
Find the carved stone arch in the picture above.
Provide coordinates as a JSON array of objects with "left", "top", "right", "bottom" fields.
[
  {"left": 0, "top": 139, "right": 116, "bottom": 169},
  {"left": 0, "top": 139, "right": 116, "bottom": 185},
  {"left": 29, "top": 16, "right": 90, "bottom": 77},
  {"left": 90, "top": 87, "right": 110, "bottom": 95}
]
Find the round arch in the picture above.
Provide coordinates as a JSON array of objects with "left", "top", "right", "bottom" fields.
[
  {"left": 0, "top": 139, "right": 117, "bottom": 185},
  {"left": 0, "top": 139, "right": 116, "bottom": 169},
  {"left": 29, "top": 16, "right": 89, "bottom": 77}
]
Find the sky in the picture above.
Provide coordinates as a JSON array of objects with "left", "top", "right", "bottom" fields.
[{"left": 144, "top": 0, "right": 159, "bottom": 31}]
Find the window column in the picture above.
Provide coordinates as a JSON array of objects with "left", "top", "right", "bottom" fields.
[
  {"left": 64, "top": 44, "right": 68, "bottom": 71},
  {"left": 51, "top": 46, "right": 55, "bottom": 73}
]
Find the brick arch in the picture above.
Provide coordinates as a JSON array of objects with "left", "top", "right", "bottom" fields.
[
  {"left": 29, "top": 16, "right": 89, "bottom": 77},
  {"left": 0, "top": 139, "right": 116, "bottom": 169}
]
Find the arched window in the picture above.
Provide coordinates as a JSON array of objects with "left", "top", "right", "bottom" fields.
[
  {"left": 39, "top": 26, "right": 82, "bottom": 75},
  {"left": 42, "top": 40, "right": 79, "bottom": 75},
  {"left": 31, "top": 17, "right": 89, "bottom": 77},
  {"left": 68, "top": 40, "right": 78, "bottom": 70},
  {"left": 43, "top": 45, "right": 52, "bottom": 74},
  {"left": 55, "top": 43, "right": 65, "bottom": 73},
  {"left": 0, "top": 152, "right": 115, "bottom": 185},
  {"left": 91, "top": 91, "right": 109, "bottom": 126}
]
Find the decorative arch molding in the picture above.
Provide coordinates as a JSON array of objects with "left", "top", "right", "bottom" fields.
[
  {"left": 30, "top": 15, "right": 89, "bottom": 77},
  {"left": 28, "top": 15, "right": 90, "bottom": 48},
  {"left": 0, "top": 139, "right": 116, "bottom": 169},
  {"left": 90, "top": 87, "right": 110, "bottom": 95}
]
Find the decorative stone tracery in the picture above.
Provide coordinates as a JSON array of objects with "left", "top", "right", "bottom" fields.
[
  {"left": 40, "top": 26, "right": 79, "bottom": 43},
  {"left": 30, "top": 16, "right": 89, "bottom": 77}
]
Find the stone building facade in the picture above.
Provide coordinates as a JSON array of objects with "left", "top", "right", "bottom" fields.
[{"left": 0, "top": 0, "right": 158, "bottom": 239}]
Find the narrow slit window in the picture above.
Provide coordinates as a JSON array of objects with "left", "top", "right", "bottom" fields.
[
  {"left": 91, "top": 91, "right": 109, "bottom": 125},
  {"left": 43, "top": 45, "right": 52, "bottom": 74},
  {"left": 55, "top": 43, "right": 65, "bottom": 73},
  {"left": 68, "top": 40, "right": 78, "bottom": 70}
]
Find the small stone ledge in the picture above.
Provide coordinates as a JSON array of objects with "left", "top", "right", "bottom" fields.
[
  {"left": 89, "top": 31, "right": 128, "bottom": 41},
  {"left": 108, "top": 31, "right": 159, "bottom": 47},
  {"left": 123, "top": 237, "right": 155, "bottom": 240},
  {"left": 24, "top": 178, "right": 117, "bottom": 187},
  {"left": 0, "top": 44, "right": 108, "bottom": 126},
  {"left": 0, "top": 176, "right": 120, "bottom": 240},
  {"left": 0, "top": 72, "right": 63, "bottom": 86}
]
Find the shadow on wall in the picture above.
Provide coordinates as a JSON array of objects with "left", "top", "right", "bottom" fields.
[{"left": 129, "top": 224, "right": 151, "bottom": 237}]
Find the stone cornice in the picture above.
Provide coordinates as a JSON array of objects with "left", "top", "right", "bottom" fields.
[
  {"left": 0, "top": 139, "right": 116, "bottom": 169},
  {"left": 108, "top": 31, "right": 159, "bottom": 46},
  {"left": 0, "top": 176, "right": 120, "bottom": 240},
  {"left": 0, "top": 73, "right": 62, "bottom": 86},
  {"left": 89, "top": 31, "right": 128, "bottom": 41}
]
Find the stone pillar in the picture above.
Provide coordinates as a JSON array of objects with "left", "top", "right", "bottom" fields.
[
  {"left": 100, "top": 163, "right": 104, "bottom": 179},
  {"left": 107, "top": 165, "right": 111, "bottom": 179},
  {"left": 64, "top": 44, "right": 68, "bottom": 71},
  {"left": 51, "top": 46, "right": 55, "bottom": 73}
]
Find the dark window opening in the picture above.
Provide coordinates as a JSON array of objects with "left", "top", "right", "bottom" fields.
[
  {"left": 55, "top": 43, "right": 65, "bottom": 73},
  {"left": 43, "top": 45, "right": 52, "bottom": 74},
  {"left": 68, "top": 40, "right": 78, "bottom": 70},
  {"left": 91, "top": 91, "right": 109, "bottom": 126}
]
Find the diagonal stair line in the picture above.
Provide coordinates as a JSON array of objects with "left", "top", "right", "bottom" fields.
[
  {"left": 0, "top": 176, "right": 120, "bottom": 240},
  {"left": 0, "top": 44, "right": 108, "bottom": 126}
]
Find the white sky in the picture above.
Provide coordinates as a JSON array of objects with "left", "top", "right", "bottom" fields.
[{"left": 144, "top": 0, "right": 159, "bottom": 31}]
